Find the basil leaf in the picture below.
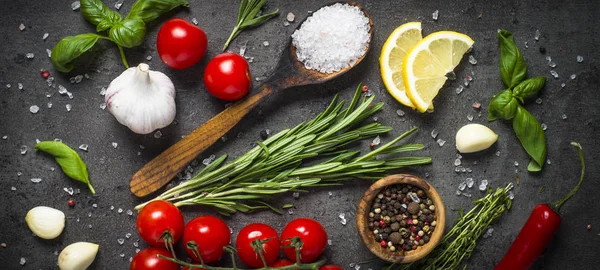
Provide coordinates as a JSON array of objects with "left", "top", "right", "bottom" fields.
[
  {"left": 512, "top": 105, "right": 546, "bottom": 171},
  {"left": 528, "top": 160, "right": 542, "bottom": 172},
  {"left": 34, "top": 141, "right": 96, "bottom": 194},
  {"left": 81, "top": 0, "right": 122, "bottom": 29},
  {"left": 109, "top": 19, "right": 146, "bottom": 48},
  {"left": 51, "top": 33, "right": 101, "bottom": 72},
  {"left": 126, "top": 0, "right": 189, "bottom": 23},
  {"left": 498, "top": 30, "right": 527, "bottom": 88},
  {"left": 513, "top": 76, "right": 546, "bottom": 100},
  {"left": 487, "top": 89, "right": 519, "bottom": 121}
]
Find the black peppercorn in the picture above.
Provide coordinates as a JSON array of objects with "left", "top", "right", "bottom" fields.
[{"left": 539, "top": 46, "right": 546, "bottom": 54}]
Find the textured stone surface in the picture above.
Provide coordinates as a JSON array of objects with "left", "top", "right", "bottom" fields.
[{"left": 1, "top": 0, "right": 599, "bottom": 269}]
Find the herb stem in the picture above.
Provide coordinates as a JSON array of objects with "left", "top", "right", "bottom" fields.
[
  {"left": 223, "top": 27, "right": 240, "bottom": 52},
  {"left": 117, "top": 45, "right": 130, "bottom": 69}
]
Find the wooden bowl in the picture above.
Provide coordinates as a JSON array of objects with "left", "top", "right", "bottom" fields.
[{"left": 356, "top": 174, "right": 446, "bottom": 264}]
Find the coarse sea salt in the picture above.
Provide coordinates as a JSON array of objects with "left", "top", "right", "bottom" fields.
[{"left": 291, "top": 3, "right": 370, "bottom": 74}]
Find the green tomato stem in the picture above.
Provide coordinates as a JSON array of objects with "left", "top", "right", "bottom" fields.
[{"left": 117, "top": 45, "right": 130, "bottom": 69}]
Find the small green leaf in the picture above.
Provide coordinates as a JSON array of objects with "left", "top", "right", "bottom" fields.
[
  {"left": 487, "top": 89, "right": 519, "bottom": 121},
  {"left": 458, "top": 207, "right": 464, "bottom": 217},
  {"left": 527, "top": 160, "right": 542, "bottom": 172},
  {"left": 51, "top": 33, "right": 102, "bottom": 72},
  {"left": 81, "top": 0, "right": 122, "bottom": 28},
  {"left": 512, "top": 105, "right": 546, "bottom": 171},
  {"left": 34, "top": 141, "right": 95, "bottom": 194},
  {"left": 282, "top": 204, "right": 294, "bottom": 209},
  {"left": 506, "top": 199, "right": 512, "bottom": 210},
  {"left": 498, "top": 30, "right": 527, "bottom": 88},
  {"left": 109, "top": 19, "right": 146, "bottom": 48},
  {"left": 126, "top": 0, "right": 189, "bottom": 23},
  {"left": 513, "top": 76, "right": 546, "bottom": 99}
]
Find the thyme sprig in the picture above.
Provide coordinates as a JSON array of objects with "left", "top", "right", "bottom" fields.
[
  {"left": 223, "top": 0, "right": 279, "bottom": 51},
  {"left": 135, "top": 83, "right": 431, "bottom": 214}
]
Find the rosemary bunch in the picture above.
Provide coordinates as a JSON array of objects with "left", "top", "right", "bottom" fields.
[
  {"left": 135, "top": 84, "right": 431, "bottom": 214},
  {"left": 223, "top": 0, "right": 279, "bottom": 51},
  {"left": 396, "top": 183, "right": 514, "bottom": 270}
]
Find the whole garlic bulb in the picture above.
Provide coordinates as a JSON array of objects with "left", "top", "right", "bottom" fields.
[
  {"left": 105, "top": 63, "right": 176, "bottom": 134},
  {"left": 456, "top": 124, "right": 499, "bottom": 153},
  {"left": 25, "top": 206, "right": 65, "bottom": 240},
  {"left": 58, "top": 242, "right": 99, "bottom": 270}
]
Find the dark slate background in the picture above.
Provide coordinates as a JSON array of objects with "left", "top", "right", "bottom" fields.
[{"left": 1, "top": 0, "right": 599, "bottom": 269}]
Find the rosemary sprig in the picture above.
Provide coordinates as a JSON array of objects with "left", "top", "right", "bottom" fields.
[
  {"left": 395, "top": 183, "right": 514, "bottom": 270},
  {"left": 223, "top": 0, "right": 279, "bottom": 51},
  {"left": 134, "top": 83, "right": 431, "bottom": 214}
]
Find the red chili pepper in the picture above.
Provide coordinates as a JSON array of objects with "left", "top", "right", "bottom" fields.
[{"left": 496, "top": 142, "right": 585, "bottom": 270}]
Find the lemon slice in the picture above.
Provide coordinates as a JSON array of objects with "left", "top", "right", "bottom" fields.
[
  {"left": 403, "top": 31, "right": 474, "bottom": 112},
  {"left": 380, "top": 22, "right": 423, "bottom": 108}
]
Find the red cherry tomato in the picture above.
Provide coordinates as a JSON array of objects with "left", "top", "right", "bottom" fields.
[
  {"left": 182, "top": 267, "right": 206, "bottom": 270},
  {"left": 203, "top": 53, "right": 251, "bottom": 101},
  {"left": 157, "top": 18, "right": 208, "bottom": 69},
  {"left": 183, "top": 216, "right": 230, "bottom": 263},
  {"left": 320, "top": 265, "right": 343, "bottom": 270},
  {"left": 136, "top": 200, "right": 184, "bottom": 247},
  {"left": 270, "top": 259, "right": 294, "bottom": 267},
  {"left": 236, "top": 223, "right": 280, "bottom": 268},
  {"left": 130, "top": 248, "right": 179, "bottom": 270},
  {"left": 281, "top": 218, "right": 328, "bottom": 263}
]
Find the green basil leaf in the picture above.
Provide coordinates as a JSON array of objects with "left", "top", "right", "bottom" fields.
[
  {"left": 81, "top": 0, "right": 122, "bottom": 28},
  {"left": 51, "top": 33, "right": 101, "bottom": 73},
  {"left": 126, "top": 0, "right": 189, "bottom": 23},
  {"left": 498, "top": 30, "right": 527, "bottom": 88},
  {"left": 34, "top": 141, "right": 95, "bottom": 194},
  {"left": 528, "top": 160, "right": 542, "bottom": 172},
  {"left": 109, "top": 19, "right": 146, "bottom": 48},
  {"left": 512, "top": 105, "right": 546, "bottom": 171},
  {"left": 487, "top": 89, "right": 519, "bottom": 121},
  {"left": 513, "top": 76, "right": 546, "bottom": 99}
]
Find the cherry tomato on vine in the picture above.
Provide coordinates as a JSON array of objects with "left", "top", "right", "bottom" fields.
[
  {"left": 136, "top": 200, "right": 184, "bottom": 247},
  {"left": 320, "top": 265, "right": 343, "bottom": 270},
  {"left": 183, "top": 216, "right": 231, "bottom": 263},
  {"left": 236, "top": 223, "right": 280, "bottom": 268},
  {"left": 157, "top": 18, "right": 208, "bottom": 70},
  {"left": 130, "top": 247, "right": 179, "bottom": 270},
  {"left": 281, "top": 218, "right": 328, "bottom": 263},
  {"left": 270, "top": 259, "right": 294, "bottom": 267},
  {"left": 203, "top": 53, "right": 251, "bottom": 101}
]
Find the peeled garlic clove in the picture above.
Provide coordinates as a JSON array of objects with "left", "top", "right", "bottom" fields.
[
  {"left": 58, "top": 242, "right": 99, "bottom": 270},
  {"left": 456, "top": 124, "right": 498, "bottom": 153},
  {"left": 105, "top": 63, "right": 176, "bottom": 134},
  {"left": 25, "top": 206, "right": 65, "bottom": 239}
]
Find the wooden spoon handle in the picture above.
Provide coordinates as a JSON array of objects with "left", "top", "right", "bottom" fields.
[{"left": 130, "top": 84, "right": 275, "bottom": 197}]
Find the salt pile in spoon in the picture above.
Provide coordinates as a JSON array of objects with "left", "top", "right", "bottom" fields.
[{"left": 291, "top": 3, "right": 370, "bottom": 73}]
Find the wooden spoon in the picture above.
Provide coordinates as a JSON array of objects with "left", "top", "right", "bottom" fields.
[{"left": 130, "top": 2, "right": 374, "bottom": 197}]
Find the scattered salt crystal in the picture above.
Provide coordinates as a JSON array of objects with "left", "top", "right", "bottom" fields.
[
  {"left": 111, "top": 142, "right": 118, "bottom": 148},
  {"left": 92, "top": 203, "right": 97, "bottom": 208},
  {"left": 545, "top": 55, "right": 552, "bottom": 62},
  {"left": 408, "top": 192, "right": 420, "bottom": 203},
  {"left": 133, "top": 241, "right": 139, "bottom": 247},
  {"left": 462, "top": 192, "right": 472, "bottom": 198},
  {"left": 239, "top": 41, "right": 247, "bottom": 56},
  {"left": 110, "top": 205, "right": 114, "bottom": 210},
  {"left": 534, "top": 30, "right": 540, "bottom": 41},
  {"left": 548, "top": 61, "right": 556, "bottom": 68},
  {"left": 514, "top": 161, "right": 519, "bottom": 167},
  {"left": 126, "top": 233, "right": 132, "bottom": 239},
  {"left": 20, "top": 145, "right": 28, "bottom": 154},
  {"left": 30, "top": 105, "right": 40, "bottom": 114},
  {"left": 127, "top": 209, "right": 133, "bottom": 216},
  {"left": 202, "top": 158, "right": 211, "bottom": 166},
  {"left": 31, "top": 178, "right": 42, "bottom": 183},
  {"left": 78, "top": 144, "right": 88, "bottom": 151},
  {"left": 87, "top": 212, "right": 92, "bottom": 217},
  {"left": 191, "top": 18, "right": 198, "bottom": 25},
  {"left": 64, "top": 187, "right": 74, "bottom": 195},
  {"left": 118, "top": 208, "right": 123, "bottom": 214},
  {"left": 467, "top": 114, "right": 473, "bottom": 121},
  {"left": 2, "top": 135, "right": 7, "bottom": 140},
  {"left": 561, "top": 114, "right": 567, "bottom": 120},
  {"left": 550, "top": 70, "right": 559, "bottom": 79},
  {"left": 577, "top": 55, "right": 584, "bottom": 63},
  {"left": 292, "top": 192, "right": 300, "bottom": 198},
  {"left": 432, "top": 10, "right": 439, "bottom": 21},
  {"left": 479, "top": 179, "right": 488, "bottom": 191},
  {"left": 327, "top": 239, "right": 332, "bottom": 246},
  {"left": 561, "top": 82, "right": 566, "bottom": 88},
  {"left": 67, "top": 92, "right": 74, "bottom": 99},
  {"left": 84, "top": 73, "right": 89, "bottom": 79},
  {"left": 468, "top": 55, "right": 477, "bottom": 65},
  {"left": 54, "top": 138, "right": 62, "bottom": 142},
  {"left": 547, "top": 159, "right": 551, "bottom": 165},
  {"left": 100, "top": 103, "right": 106, "bottom": 110},
  {"left": 291, "top": 3, "right": 370, "bottom": 73},
  {"left": 524, "top": 41, "right": 528, "bottom": 49},
  {"left": 74, "top": 75, "right": 83, "bottom": 83},
  {"left": 117, "top": 238, "right": 125, "bottom": 245},
  {"left": 436, "top": 138, "right": 446, "bottom": 147},
  {"left": 396, "top": 109, "right": 405, "bottom": 116},
  {"left": 154, "top": 130, "right": 162, "bottom": 139},
  {"left": 483, "top": 228, "right": 494, "bottom": 238},
  {"left": 466, "top": 178, "right": 474, "bottom": 188},
  {"left": 456, "top": 190, "right": 462, "bottom": 196},
  {"left": 328, "top": 191, "right": 333, "bottom": 198},
  {"left": 115, "top": 0, "right": 124, "bottom": 10},
  {"left": 455, "top": 85, "right": 464, "bottom": 94},
  {"left": 221, "top": 135, "right": 228, "bottom": 142},
  {"left": 58, "top": 85, "right": 68, "bottom": 95},
  {"left": 283, "top": 21, "right": 290, "bottom": 26},
  {"left": 47, "top": 102, "right": 53, "bottom": 108},
  {"left": 120, "top": 253, "right": 125, "bottom": 258},
  {"left": 535, "top": 98, "right": 543, "bottom": 104},
  {"left": 6, "top": 84, "right": 11, "bottom": 89},
  {"left": 11, "top": 186, "right": 16, "bottom": 191},
  {"left": 263, "top": 41, "right": 270, "bottom": 47},
  {"left": 99, "top": 87, "right": 107, "bottom": 96},
  {"left": 541, "top": 123, "right": 547, "bottom": 130},
  {"left": 339, "top": 212, "right": 347, "bottom": 225},
  {"left": 66, "top": 104, "right": 72, "bottom": 111},
  {"left": 286, "top": 12, "right": 295, "bottom": 22},
  {"left": 17, "top": 172, "right": 22, "bottom": 176},
  {"left": 71, "top": 1, "right": 80, "bottom": 10},
  {"left": 570, "top": 74, "right": 576, "bottom": 80},
  {"left": 372, "top": 135, "right": 381, "bottom": 146},
  {"left": 287, "top": 208, "right": 294, "bottom": 215},
  {"left": 19, "top": 24, "right": 26, "bottom": 31},
  {"left": 18, "top": 83, "right": 23, "bottom": 90},
  {"left": 26, "top": 53, "right": 34, "bottom": 59},
  {"left": 88, "top": 224, "right": 93, "bottom": 229},
  {"left": 454, "top": 158, "right": 461, "bottom": 166},
  {"left": 509, "top": 191, "right": 515, "bottom": 200},
  {"left": 431, "top": 129, "right": 438, "bottom": 139},
  {"left": 20, "top": 257, "right": 26, "bottom": 265},
  {"left": 458, "top": 181, "right": 466, "bottom": 191}
]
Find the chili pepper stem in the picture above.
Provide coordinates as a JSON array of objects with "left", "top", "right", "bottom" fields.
[{"left": 551, "top": 142, "right": 585, "bottom": 213}]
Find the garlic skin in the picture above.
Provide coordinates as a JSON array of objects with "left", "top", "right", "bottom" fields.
[
  {"left": 456, "top": 124, "right": 499, "bottom": 153},
  {"left": 105, "top": 63, "right": 176, "bottom": 134},
  {"left": 25, "top": 206, "right": 65, "bottom": 240},
  {"left": 58, "top": 242, "right": 99, "bottom": 270}
]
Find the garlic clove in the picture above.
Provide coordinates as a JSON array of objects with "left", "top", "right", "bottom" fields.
[
  {"left": 25, "top": 206, "right": 65, "bottom": 240},
  {"left": 58, "top": 242, "right": 99, "bottom": 270},
  {"left": 456, "top": 124, "right": 499, "bottom": 153},
  {"left": 105, "top": 63, "right": 176, "bottom": 134}
]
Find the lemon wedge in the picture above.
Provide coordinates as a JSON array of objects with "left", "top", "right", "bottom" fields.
[
  {"left": 403, "top": 31, "right": 474, "bottom": 112},
  {"left": 380, "top": 22, "right": 423, "bottom": 108}
]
